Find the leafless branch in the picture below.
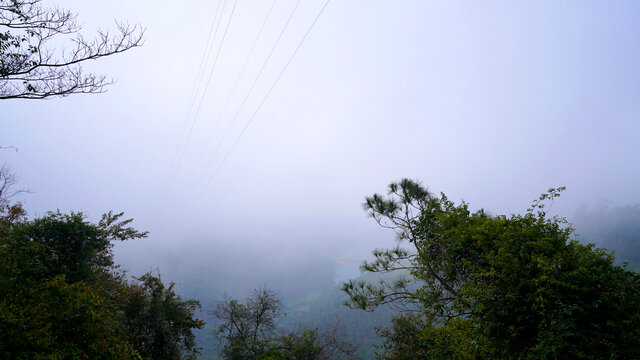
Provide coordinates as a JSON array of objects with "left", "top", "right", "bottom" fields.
[
  {"left": 0, "top": 0, "right": 143, "bottom": 99},
  {"left": 0, "top": 163, "right": 29, "bottom": 211}
]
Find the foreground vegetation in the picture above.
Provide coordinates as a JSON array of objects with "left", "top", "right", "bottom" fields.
[
  {"left": 1, "top": 175, "right": 639, "bottom": 359},
  {"left": 0, "top": 204, "right": 204, "bottom": 359},
  {"left": 345, "top": 179, "right": 640, "bottom": 359}
]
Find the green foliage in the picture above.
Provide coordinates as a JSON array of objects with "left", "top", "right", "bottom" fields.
[
  {"left": 344, "top": 179, "right": 640, "bottom": 359},
  {"left": 276, "top": 278, "right": 394, "bottom": 360},
  {"left": 119, "top": 272, "right": 205, "bottom": 360},
  {"left": 376, "top": 313, "right": 480, "bottom": 360},
  {"left": 0, "top": 217, "right": 133, "bottom": 359},
  {"left": 0, "top": 209, "right": 203, "bottom": 360},
  {"left": 8, "top": 210, "right": 147, "bottom": 283},
  {"left": 275, "top": 329, "right": 324, "bottom": 360}
]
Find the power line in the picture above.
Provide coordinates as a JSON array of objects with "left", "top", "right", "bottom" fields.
[
  {"left": 195, "top": 0, "right": 277, "bottom": 165},
  {"left": 185, "top": 0, "right": 224, "bottom": 126},
  {"left": 166, "top": 0, "right": 225, "bottom": 198},
  {"left": 188, "top": 0, "right": 239, "bottom": 142},
  {"left": 198, "top": 0, "right": 332, "bottom": 197},
  {"left": 167, "top": 0, "right": 239, "bottom": 195},
  {"left": 200, "top": 0, "right": 302, "bottom": 178}
]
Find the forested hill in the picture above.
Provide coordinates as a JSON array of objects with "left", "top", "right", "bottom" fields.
[
  {"left": 113, "top": 242, "right": 396, "bottom": 359},
  {"left": 572, "top": 204, "right": 640, "bottom": 271}
]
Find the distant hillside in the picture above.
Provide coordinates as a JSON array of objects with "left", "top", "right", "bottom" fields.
[{"left": 573, "top": 204, "right": 640, "bottom": 271}]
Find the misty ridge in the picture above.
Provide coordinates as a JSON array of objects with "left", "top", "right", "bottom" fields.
[
  {"left": 3, "top": 0, "right": 640, "bottom": 359},
  {"left": 113, "top": 204, "right": 640, "bottom": 301},
  {"left": 573, "top": 204, "right": 640, "bottom": 271}
]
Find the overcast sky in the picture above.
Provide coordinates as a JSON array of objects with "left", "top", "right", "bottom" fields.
[{"left": 3, "top": 1, "right": 640, "bottom": 273}]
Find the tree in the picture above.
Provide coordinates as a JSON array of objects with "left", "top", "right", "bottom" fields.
[
  {"left": 211, "top": 288, "right": 282, "bottom": 359},
  {"left": 1, "top": 0, "right": 143, "bottom": 99},
  {"left": 119, "top": 272, "right": 205, "bottom": 360},
  {"left": 0, "top": 212, "right": 138, "bottom": 359},
  {"left": 0, "top": 164, "right": 20, "bottom": 209},
  {"left": 211, "top": 288, "right": 355, "bottom": 360},
  {"left": 0, "top": 209, "right": 205, "bottom": 359},
  {"left": 343, "top": 179, "right": 640, "bottom": 359},
  {"left": 0, "top": 164, "right": 26, "bottom": 233},
  {"left": 11, "top": 210, "right": 148, "bottom": 283}
]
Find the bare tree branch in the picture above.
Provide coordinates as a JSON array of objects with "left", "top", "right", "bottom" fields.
[
  {"left": 0, "top": 0, "right": 143, "bottom": 99},
  {"left": 0, "top": 164, "right": 29, "bottom": 225}
]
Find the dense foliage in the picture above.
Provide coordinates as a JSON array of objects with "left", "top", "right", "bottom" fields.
[
  {"left": 344, "top": 179, "right": 640, "bottom": 359},
  {"left": 0, "top": 205, "right": 204, "bottom": 359},
  {"left": 119, "top": 273, "right": 204, "bottom": 360}
]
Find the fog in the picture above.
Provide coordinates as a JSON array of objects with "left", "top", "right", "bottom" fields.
[
  {"left": 3, "top": 0, "right": 640, "bottom": 309},
  {"left": 573, "top": 204, "right": 640, "bottom": 271}
]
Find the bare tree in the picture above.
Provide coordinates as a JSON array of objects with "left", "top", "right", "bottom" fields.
[
  {"left": 210, "top": 287, "right": 282, "bottom": 358},
  {"left": 0, "top": 0, "right": 143, "bottom": 99},
  {"left": 0, "top": 163, "right": 25, "bottom": 208},
  {"left": 0, "top": 164, "right": 27, "bottom": 229},
  {"left": 210, "top": 287, "right": 357, "bottom": 360}
]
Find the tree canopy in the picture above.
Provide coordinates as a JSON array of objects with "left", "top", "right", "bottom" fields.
[
  {"left": 343, "top": 179, "right": 640, "bottom": 359},
  {"left": 0, "top": 207, "right": 204, "bottom": 359}
]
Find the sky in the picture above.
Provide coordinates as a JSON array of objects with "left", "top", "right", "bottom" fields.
[{"left": 3, "top": 0, "right": 640, "bottom": 280}]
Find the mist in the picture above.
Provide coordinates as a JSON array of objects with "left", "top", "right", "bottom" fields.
[
  {"left": 573, "top": 204, "right": 640, "bottom": 271},
  {"left": 3, "top": 0, "right": 640, "bottom": 358}
]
